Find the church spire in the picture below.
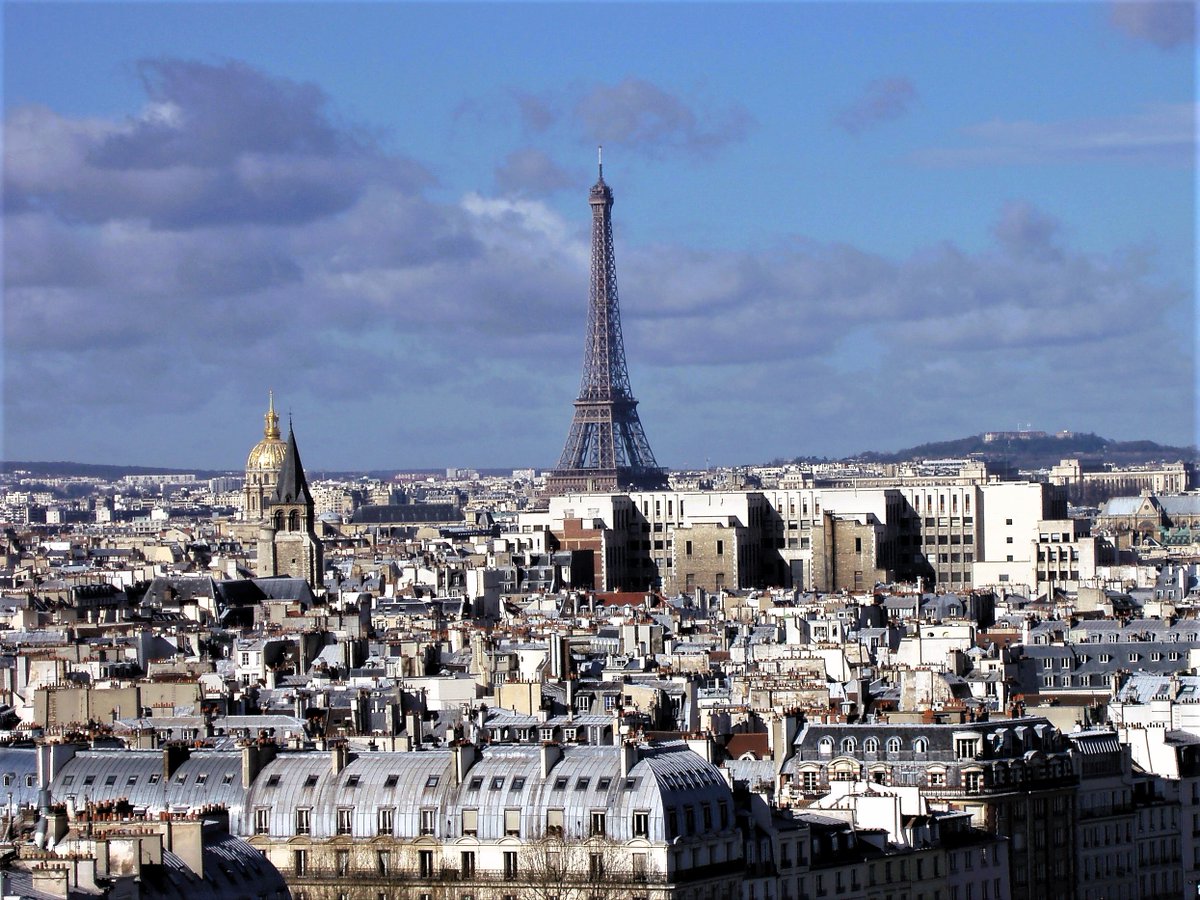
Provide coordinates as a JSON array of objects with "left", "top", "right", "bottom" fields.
[
  {"left": 263, "top": 390, "right": 280, "bottom": 441},
  {"left": 272, "top": 423, "right": 313, "bottom": 506}
]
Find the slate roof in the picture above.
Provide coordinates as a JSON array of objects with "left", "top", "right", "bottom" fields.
[{"left": 269, "top": 425, "right": 313, "bottom": 506}]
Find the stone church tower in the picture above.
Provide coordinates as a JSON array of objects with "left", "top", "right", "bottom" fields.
[
  {"left": 257, "top": 423, "right": 324, "bottom": 588},
  {"left": 243, "top": 392, "right": 287, "bottom": 522}
]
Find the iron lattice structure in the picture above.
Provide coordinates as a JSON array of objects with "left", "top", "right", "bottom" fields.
[{"left": 546, "top": 157, "right": 667, "bottom": 495}]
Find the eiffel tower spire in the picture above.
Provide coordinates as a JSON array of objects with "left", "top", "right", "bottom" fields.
[{"left": 545, "top": 152, "right": 667, "bottom": 495}]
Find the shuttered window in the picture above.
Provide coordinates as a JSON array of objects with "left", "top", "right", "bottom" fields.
[{"left": 461, "top": 808, "right": 478, "bottom": 836}]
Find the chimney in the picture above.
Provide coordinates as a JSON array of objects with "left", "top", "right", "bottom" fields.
[
  {"left": 684, "top": 734, "right": 714, "bottom": 763},
  {"left": 163, "top": 744, "right": 190, "bottom": 782},
  {"left": 32, "top": 866, "right": 69, "bottom": 899},
  {"left": 241, "top": 741, "right": 278, "bottom": 786},
  {"left": 451, "top": 741, "right": 477, "bottom": 785},
  {"left": 771, "top": 711, "right": 801, "bottom": 773},
  {"left": 540, "top": 742, "right": 563, "bottom": 778},
  {"left": 331, "top": 742, "right": 351, "bottom": 776},
  {"left": 620, "top": 741, "right": 639, "bottom": 778},
  {"left": 163, "top": 818, "right": 204, "bottom": 879}
]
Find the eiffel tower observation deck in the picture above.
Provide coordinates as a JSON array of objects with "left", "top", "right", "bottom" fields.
[{"left": 545, "top": 151, "right": 668, "bottom": 495}]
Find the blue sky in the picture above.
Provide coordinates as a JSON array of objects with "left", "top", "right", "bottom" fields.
[{"left": 3, "top": 2, "right": 1195, "bottom": 470}]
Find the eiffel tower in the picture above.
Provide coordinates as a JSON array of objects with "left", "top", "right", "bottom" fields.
[{"left": 545, "top": 151, "right": 667, "bottom": 495}]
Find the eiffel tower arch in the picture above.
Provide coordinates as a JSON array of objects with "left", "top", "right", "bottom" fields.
[{"left": 545, "top": 153, "right": 667, "bottom": 495}]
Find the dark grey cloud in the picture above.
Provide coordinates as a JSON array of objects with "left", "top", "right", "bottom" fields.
[
  {"left": 833, "top": 77, "right": 918, "bottom": 135},
  {"left": 1110, "top": 1, "right": 1196, "bottom": 48},
  {"left": 495, "top": 148, "right": 575, "bottom": 195},
  {"left": 916, "top": 102, "right": 1195, "bottom": 166},
  {"left": 991, "top": 201, "right": 1063, "bottom": 262},
  {"left": 4, "top": 59, "right": 431, "bottom": 230},
  {"left": 572, "top": 77, "right": 753, "bottom": 157},
  {"left": 511, "top": 90, "right": 558, "bottom": 133},
  {"left": 91, "top": 59, "right": 350, "bottom": 168}
]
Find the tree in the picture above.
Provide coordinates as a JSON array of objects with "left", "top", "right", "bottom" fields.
[{"left": 518, "top": 833, "right": 660, "bottom": 900}]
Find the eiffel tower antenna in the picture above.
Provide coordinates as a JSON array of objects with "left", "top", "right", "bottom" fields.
[{"left": 545, "top": 154, "right": 667, "bottom": 495}]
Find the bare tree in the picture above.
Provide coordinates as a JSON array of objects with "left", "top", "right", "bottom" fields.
[{"left": 518, "top": 834, "right": 659, "bottom": 900}]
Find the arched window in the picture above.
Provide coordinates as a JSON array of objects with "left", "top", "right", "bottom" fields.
[
  {"left": 841, "top": 737, "right": 857, "bottom": 754},
  {"left": 913, "top": 738, "right": 928, "bottom": 755},
  {"left": 864, "top": 738, "right": 879, "bottom": 753},
  {"left": 886, "top": 737, "right": 902, "bottom": 754},
  {"left": 818, "top": 737, "right": 834, "bottom": 756},
  {"left": 274, "top": 511, "right": 284, "bottom": 531},
  {"left": 289, "top": 510, "right": 301, "bottom": 532}
]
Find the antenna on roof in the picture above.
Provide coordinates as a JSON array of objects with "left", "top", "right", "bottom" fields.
[{"left": 598, "top": 145, "right": 603, "bottom": 180}]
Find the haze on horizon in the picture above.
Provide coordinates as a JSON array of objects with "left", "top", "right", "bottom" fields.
[{"left": 3, "top": 2, "right": 1195, "bottom": 472}]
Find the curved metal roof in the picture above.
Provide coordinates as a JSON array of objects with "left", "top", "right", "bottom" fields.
[
  {"left": 50, "top": 749, "right": 246, "bottom": 820},
  {"left": 244, "top": 741, "right": 731, "bottom": 844},
  {"left": 0, "top": 747, "right": 40, "bottom": 809}
]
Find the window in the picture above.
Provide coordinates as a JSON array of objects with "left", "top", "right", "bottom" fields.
[
  {"left": 511, "top": 776, "right": 526, "bottom": 791},
  {"left": 304, "top": 773, "right": 318, "bottom": 788},
  {"left": 491, "top": 777, "right": 505, "bottom": 790},
  {"left": 576, "top": 778, "right": 590, "bottom": 791},
  {"left": 716, "top": 540, "right": 724, "bottom": 555},
  {"left": 194, "top": 773, "right": 207, "bottom": 785},
  {"left": 293, "top": 849, "right": 308, "bottom": 876},
  {"left": 376, "top": 850, "right": 390, "bottom": 876},
  {"left": 345, "top": 774, "right": 360, "bottom": 788},
  {"left": 461, "top": 851, "right": 476, "bottom": 879},
  {"left": 887, "top": 737, "right": 902, "bottom": 754},
  {"left": 505, "top": 808, "right": 521, "bottom": 836},
  {"left": 378, "top": 808, "right": 394, "bottom": 835},
  {"left": 554, "top": 776, "right": 568, "bottom": 790},
  {"left": 596, "top": 777, "right": 611, "bottom": 791},
  {"left": 546, "top": 808, "right": 564, "bottom": 837},
  {"left": 148, "top": 773, "right": 160, "bottom": 785},
  {"left": 633, "top": 810, "right": 649, "bottom": 837},
  {"left": 462, "top": 808, "right": 478, "bottom": 836},
  {"left": 589, "top": 852, "right": 605, "bottom": 880},
  {"left": 591, "top": 811, "right": 606, "bottom": 836},
  {"left": 469, "top": 776, "right": 483, "bottom": 790},
  {"left": 425, "top": 774, "right": 440, "bottom": 788},
  {"left": 295, "top": 808, "right": 311, "bottom": 835},
  {"left": 254, "top": 808, "right": 270, "bottom": 834},
  {"left": 266, "top": 774, "right": 280, "bottom": 787},
  {"left": 336, "top": 850, "right": 350, "bottom": 876},
  {"left": 419, "top": 850, "right": 434, "bottom": 879},
  {"left": 337, "top": 808, "right": 352, "bottom": 835},
  {"left": 504, "top": 851, "right": 518, "bottom": 879},
  {"left": 420, "top": 808, "right": 437, "bottom": 836},
  {"left": 384, "top": 773, "right": 399, "bottom": 787}
]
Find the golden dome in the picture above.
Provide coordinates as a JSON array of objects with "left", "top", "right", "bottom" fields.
[{"left": 246, "top": 391, "right": 287, "bottom": 471}]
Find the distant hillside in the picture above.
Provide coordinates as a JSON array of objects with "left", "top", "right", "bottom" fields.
[
  {"left": 852, "top": 432, "right": 1197, "bottom": 470},
  {"left": 2, "top": 461, "right": 229, "bottom": 480}
]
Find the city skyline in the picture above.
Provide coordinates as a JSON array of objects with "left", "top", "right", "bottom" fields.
[{"left": 3, "top": 2, "right": 1195, "bottom": 471}]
